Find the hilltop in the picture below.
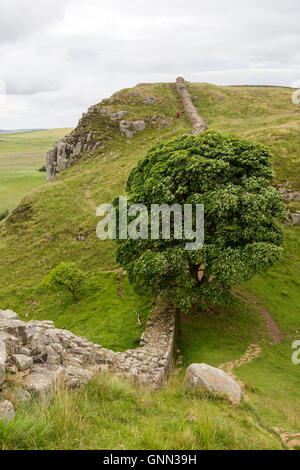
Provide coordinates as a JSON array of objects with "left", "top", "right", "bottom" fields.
[{"left": 0, "top": 81, "right": 299, "bottom": 449}]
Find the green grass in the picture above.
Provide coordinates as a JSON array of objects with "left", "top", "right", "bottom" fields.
[
  {"left": 0, "top": 374, "right": 282, "bottom": 450},
  {"left": 0, "top": 272, "right": 150, "bottom": 351},
  {"left": 179, "top": 224, "right": 300, "bottom": 434},
  {"left": 187, "top": 83, "right": 300, "bottom": 189},
  {"left": 0, "top": 82, "right": 299, "bottom": 449},
  {"left": 0, "top": 128, "right": 73, "bottom": 154},
  {"left": 0, "top": 129, "right": 72, "bottom": 213}
]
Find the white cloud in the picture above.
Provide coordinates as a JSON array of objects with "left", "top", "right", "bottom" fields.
[{"left": 0, "top": 0, "right": 300, "bottom": 128}]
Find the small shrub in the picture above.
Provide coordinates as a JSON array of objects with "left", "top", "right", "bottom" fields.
[
  {"left": 0, "top": 209, "right": 9, "bottom": 221},
  {"left": 43, "top": 262, "right": 85, "bottom": 301},
  {"left": 38, "top": 165, "right": 46, "bottom": 172}
]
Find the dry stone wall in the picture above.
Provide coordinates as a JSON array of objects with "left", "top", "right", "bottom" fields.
[
  {"left": 0, "top": 304, "right": 175, "bottom": 419},
  {"left": 176, "top": 77, "right": 207, "bottom": 134}
]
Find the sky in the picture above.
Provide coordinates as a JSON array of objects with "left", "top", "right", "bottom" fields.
[{"left": 1, "top": 0, "right": 300, "bottom": 129}]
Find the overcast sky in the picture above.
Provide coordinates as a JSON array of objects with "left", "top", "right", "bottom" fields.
[{"left": 1, "top": 0, "right": 300, "bottom": 129}]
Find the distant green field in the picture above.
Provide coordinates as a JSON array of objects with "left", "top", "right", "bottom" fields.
[{"left": 0, "top": 128, "right": 72, "bottom": 214}]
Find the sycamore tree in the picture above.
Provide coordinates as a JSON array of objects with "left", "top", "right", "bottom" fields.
[
  {"left": 44, "top": 262, "right": 85, "bottom": 301},
  {"left": 115, "top": 131, "right": 286, "bottom": 313}
]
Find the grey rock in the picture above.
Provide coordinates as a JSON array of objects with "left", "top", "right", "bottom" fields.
[
  {"left": 143, "top": 96, "right": 156, "bottom": 105},
  {"left": 290, "top": 192, "right": 300, "bottom": 202},
  {"left": 0, "top": 309, "right": 20, "bottom": 321},
  {"left": 291, "top": 212, "right": 300, "bottom": 225},
  {"left": 11, "top": 354, "right": 33, "bottom": 371},
  {"left": 0, "top": 319, "right": 33, "bottom": 345},
  {"left": 0, "top": 400, "right": 14, "bottom": 421},
  {"left": 33, "top": 352, "right": 48, "bottom": 364},
  {"left": 132, "top": 120, "right": 146, "bottom": 131},
  {"left": 0, "top": 332, "right": 20, "bottom": 356},
  {"left": 185, "top": 363, "right": 242, "bottom": 403},
  {"left": 16, "top": 388, "right": 32, "bottom": 403},
  {"left": 63, "top": 366, "right": 94, "bottom": 388},
  {"left": 0, "top": 339, "right": 6, "bottom": 386},
  {"left": 23, "top": 366, "right": 63, "bottom": 398}
]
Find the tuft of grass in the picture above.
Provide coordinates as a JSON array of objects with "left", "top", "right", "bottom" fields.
[{"left": 0, "top": 374, "right": 282, "bottom": 450}]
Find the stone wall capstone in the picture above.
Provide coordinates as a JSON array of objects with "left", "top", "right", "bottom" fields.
[{"left": 176, "top": 77, "right": 207, "bottom": 134}]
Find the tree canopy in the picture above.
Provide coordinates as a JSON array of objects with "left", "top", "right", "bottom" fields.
[
  {"left": 44, "top": 262, "right": 85, "bottom": 301},
  {"left": 115, "top": 131, "right": 286, "bottom": 312}
]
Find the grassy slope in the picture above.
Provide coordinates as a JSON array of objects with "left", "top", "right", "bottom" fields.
[
  {"left": 0, "top": 129, "right": 72, "bottom": 213},
  {"left": 0, "top": 82, "right": 299, "bottom": 449},
  {"left": 178, "top": 83, "right": 300, "bottom": 435},
  {"left": 0, "top": 83, "right": 189, "bottom": 349}
]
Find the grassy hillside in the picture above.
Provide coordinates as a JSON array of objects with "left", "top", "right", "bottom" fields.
[
  {"left": 0, "top": 82, "right": 299, "bottom": 449},
  {"left": 0, "top": 128, "right": 73, "bottom": 153},
  {"left": 0, "top": 129, "right": 72, "bottom": 213}
]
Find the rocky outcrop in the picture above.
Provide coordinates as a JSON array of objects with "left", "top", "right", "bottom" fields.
[
  {"left": 46, "top": 105, "right": 148, "bottom": 182},
  {"left": 0, "top": 304, "right": 175, "bottom": 404},
  {"left": 176, "top": 77, "right": 207, "bottom": 134},
  {"left": 277, "top": 182, "right": 300, "bottom": 203},
  {"left": 277, "top": 182, "right": 300, "bottom": 225},
  {"left": 185, "top": 363, "right": 242, "bottom": 403}
]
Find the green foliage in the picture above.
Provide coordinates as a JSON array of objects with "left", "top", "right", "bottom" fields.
[
  {"left": 38, "top": 165, "right": 46, "bottom": 172},
  {"left": 44, "top": 262, "right": 85, "bottom": 301},
  {"left": 0, "top": 209, "right": 8, "bottom": 221},
  {"left": 116, "top": 131, "right": 286, "bottom": 312}
]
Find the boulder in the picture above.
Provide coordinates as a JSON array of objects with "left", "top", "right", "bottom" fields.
[
  {"left": 0, "top": 310, "right": 20, "bottom": 321},
  {"left": 0, "top": 339, "right": 6, "bottom": 386},
  {"left": 0, "top": 319, "right": 33, "bottom": 345},
  {"left": 0, "top": 400, "right": 14, "bottom": 421},
  {"left": 290, "top": 212, "right": 300, "bottom": 225},
  {"left": 63, "top": 366, "right": 94, "bottom": 388},
  {"left": 11, "top": 354, "right": 33, "bottom": 371},
  {"left": 0, "top": 332, "right": 21, "bottom": 356},
  {"left": 22, "top": 365, "right": 63, "bottom": 398},
  {"left": 185, "top": 363, "right": 242, "bottom": 403},
  {"left": 132, "top": 120, "right": 146, "bottom": 131},
  {"left": 16, "top": 387, "right": 32, "bottom": 404}
]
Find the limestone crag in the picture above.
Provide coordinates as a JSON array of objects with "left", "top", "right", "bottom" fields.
[
  {"left": 176, "top": 77, "right": 207, "bottom": 134},
  {"left": 46, "top": 104, "right": 150, "bottom": 182},
  {"left": 0, "top": 304, "right": 175, "bottom": 412}
]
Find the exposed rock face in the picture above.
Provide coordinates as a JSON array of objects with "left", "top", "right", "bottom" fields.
[
  {"left": 277, "top": 182, "right": 300, "bottom": 203},
  {"left": 290, "top": 211, "right": 300, "bottom": 225},
  {"left": 0, "top": 304, "right": 175, "bottom": 402},
  {"left": 176, "top": 77, "right": 207, "bottom": 134},
  {"left": 185, "top": 363, "right": 242, "bottom": 403},
  {"left": 46, "top": 105, "right": 148, "bottom": 182},
  {"left": 277, "top": 182, "right": 300, "bottom": 225}
]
